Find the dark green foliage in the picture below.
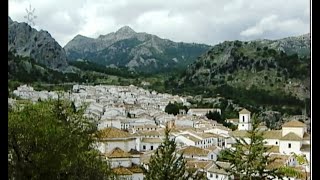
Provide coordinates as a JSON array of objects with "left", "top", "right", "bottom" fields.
[
  {"left": 214, "top": 84, "right": 304, "bottom": 113},
  {"left": 144, "top": 126, "right": 205, "bottom": 180},
  {"left": 8, "top": 51, "right": 85, "bottom": 84},
  {"left": 8, "top": 100, "right": 114, "bottom": 179},
  {"left": 165, "top": 102, "right": 180, "bottom": 115},
  {"left": 165, "top": 102, "right": 188, "bottom": 116},
  {"left": 206, "top": 111, "right": 222, "bottom": 123},
  {"left": 69, "top": 60, "right": 139, "bottom": 78},
  {"left": 204, "top": 104, "right": 238, "bottom": 130}
]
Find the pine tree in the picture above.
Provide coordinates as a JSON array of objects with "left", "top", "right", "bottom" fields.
[
  {"left": 217, "top": 114, "right": 302, "bottom": 179},
  {"left": 144, "top": 125, "right": 205, "bottom": 180}
]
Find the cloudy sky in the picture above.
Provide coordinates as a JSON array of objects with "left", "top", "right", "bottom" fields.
[{"left": 9, "top": 0, "right": 310, "bottom": 47}]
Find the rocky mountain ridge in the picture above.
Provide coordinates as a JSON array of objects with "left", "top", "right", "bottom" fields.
[
  {"left": 164, "top": 33, "right": 310, "bottom": 117},
  {"left": 64, "top": 26, "right": 211, "bottom": 73},
  {"left": 8, "top": 16, "right": 69, "bottom": 70}
]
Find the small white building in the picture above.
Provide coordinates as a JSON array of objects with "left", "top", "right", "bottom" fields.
[
  {"left": 205, "top": 161, "right": 232, "bottom": 180},
  {"left": 140, "top": 138, "right": 163, "bottom": 151},
  {"left": 238, "top": 108, "right": 252, "bottom": 131}
]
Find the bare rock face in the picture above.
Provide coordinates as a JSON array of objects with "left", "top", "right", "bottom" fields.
[
  {"left": 8, "top": 16, "right": 68, "bottom": 70},
  {"left": 64, "top": 26, "right": 210, "bottom": 73}
]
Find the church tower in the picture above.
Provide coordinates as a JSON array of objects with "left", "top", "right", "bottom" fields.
[{"left": 238, "top": 108, "right": 252, "bottom": 131}]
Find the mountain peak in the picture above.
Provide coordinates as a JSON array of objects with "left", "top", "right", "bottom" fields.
[
  {"left": 8, "top": 16, "right": 13, "bottom": 23},
  {"left": 116, "top": 26, "right": 136, "bottom": 35}
]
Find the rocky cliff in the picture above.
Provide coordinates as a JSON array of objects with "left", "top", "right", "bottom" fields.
[{"left": 8, "top": 16, "right": 68, "bottom": 70}]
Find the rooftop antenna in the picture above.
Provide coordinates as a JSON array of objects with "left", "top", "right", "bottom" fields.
[{"left": 24, "top": 3, "right": 37, "bottom": 26}]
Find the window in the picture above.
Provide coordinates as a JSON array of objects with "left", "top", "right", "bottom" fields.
[
  {"left": 211, "top": 154, "right": 214, "bottom": 159},
  {"left": 143, "top": 145, "right": 146, "bottom": 150},
  {"left": 151, "top": 146, "right": 153, "bottom": 150},
  {"left": 210, "top": 173, "right": 213, "bottom": 178},
  {"left": 216, "top": 174, "right": 218, "bottom": 178},
  {"left": 288, "top": 143, "right": 291, "bottom": 148},
  {"left": 243, "top": 116, "right": 245, "bottom": 122},
  {"left": 242, "top": 124, "right": 244, "bottom": 127},
  {"left": 276, "top": 141, "right": 278, "bottom": 145}
]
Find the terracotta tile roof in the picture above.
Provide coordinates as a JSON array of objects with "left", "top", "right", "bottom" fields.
[
  {"left": 107, "top": 147, "right": 131, "bottom": 158},
  {"left": 97, "top": 127, "right": 131, "bottom": 138},
  {"left": 280, "top": 132, "right": 302, "bottom": 141},
  {"left": 207, "top": 161, "right": 231, "bottom": 175},
  {"left": 141, "top": 138, "right": 163, "bottom": 143},
  {"left": 181, "top": 134, "right": 202, "bottom": 142},
  {"left": 112, "top": 167, "right": 133, "bottom": 175},
  {"left": 300, "top": 144, "right": 310, "bottom": 152},
  {"left": 263, "top": 130, "right": 282, "bottom": 139},
  {"left": 197, "top": 132, "right": 219, "bottom": 139},
  {"left": 303, "top": 132, "right": 310, "bottom": 140},
  {"left": 215, "top": 125, "right": 232, "bottom": 131},
  {"left": 282, "top": 120, "right": 306, "bottom": 128},
  {"left": 206, "top": 145, "right": 219, "bottom": 151},
  {"left": 177, "top": 146, "right": 210, "bottom": 156},
  {"left": 140, "top": 150, "right": 155, "bottom": 164},
  {"left": 239, "top": 108, "right": 251, "bottom": 114},
  {"left": 128, "top": 149, "right": 143, "bottom": 155},
  {"left": 265, "top": 145, "right": 280, "bottom": 153},
  {"left": 231, "top": 130, "right": 249, "bottom": 137},
  {"left": 186, "top": 160, "right": 212, "bottom": 170},
  {"left": 127, "top": 165, "right": 144, "bottom": 173},
  {"left": 267, "top": 154, "right": 291, "bottom": 169}
]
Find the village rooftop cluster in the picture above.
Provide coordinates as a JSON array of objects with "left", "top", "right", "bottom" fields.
[{"left": 11, "top": 84, "right": 310, "bottom": 180}]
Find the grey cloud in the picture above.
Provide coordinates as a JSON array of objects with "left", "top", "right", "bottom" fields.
[{"left": 9, "top": 0, "right": 310, "bottom": 47}]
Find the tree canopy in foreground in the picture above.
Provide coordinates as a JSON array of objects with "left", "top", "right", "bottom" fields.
[{"left": 8, "top": 99, "right": 114, "bottom": 179}]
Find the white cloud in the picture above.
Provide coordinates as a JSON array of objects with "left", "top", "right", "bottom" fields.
[
  {"left": 8, "top": 0, "right": 310, "bottom": 47},
  {"left": 240, "top": 15, "right": 309, "bottom": 38}
]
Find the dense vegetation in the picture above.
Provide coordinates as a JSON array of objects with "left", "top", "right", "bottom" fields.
[
  {"left": 8, "top": 51, "right": 86, "bottom": 84},
  {"left": 8, "top": 51, "right": 142, "bottom": 92},
  {"left": 69, "top": 60, "right": 140, "bottom": 78},
  {"left": 205, "top": 110, "right": 237, "bottom": 130},
  {"left": 163, "top": 40, "right": 310, "bottom": 117},
  {"left": 8, "top": 99, "right": 114, "bottom": 179},
  {"left": 164, "top": 102, "right": 188, "bottom": 116}
]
